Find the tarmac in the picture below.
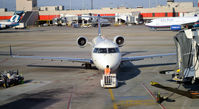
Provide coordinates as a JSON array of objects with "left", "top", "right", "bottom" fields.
[{"left": 0, "top": 25, "right": 199, "bottom": 109}]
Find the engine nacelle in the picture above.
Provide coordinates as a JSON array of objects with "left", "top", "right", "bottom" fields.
[
  {"left": 77, "top": 36, "right": 88, "bottom": 48},
  {"left": 113, "top": 36, "right": 125, "bottom": 47}
]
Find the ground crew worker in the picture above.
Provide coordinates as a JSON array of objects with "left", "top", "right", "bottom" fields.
[
  {"left": 156, "top": 92, "right": 164, "bottom": 104},
  {"left": 104, "top": 65, "right": 111, "bottom": 75}
]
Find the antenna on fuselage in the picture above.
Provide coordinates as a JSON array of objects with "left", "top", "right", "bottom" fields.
[{"left": 97, "top": 14, "right": 101, "bottom": 36}]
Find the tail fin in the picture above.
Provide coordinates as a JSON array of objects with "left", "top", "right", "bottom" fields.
[
  {"left": 97, "top": 14, "right": 101, "bottom": 36},
  {"left": 9, "top": 11, "right": 24, "bottom": 23},
  {"left": 9, "top": 15, "right": 20, "bottom": 23}
]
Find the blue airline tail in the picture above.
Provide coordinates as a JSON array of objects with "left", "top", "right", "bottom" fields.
[{"left": 9, "top": 11, "right": 24, "bottom": 23}]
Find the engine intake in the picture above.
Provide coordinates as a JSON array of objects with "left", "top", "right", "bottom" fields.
[
  {"left": 77, "top": 36, "right": 87, "bottom": 47},
  {"left": 114, "top": 36, "right": 124, "bottom": 47}
]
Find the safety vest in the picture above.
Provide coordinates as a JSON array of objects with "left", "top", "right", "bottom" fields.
[{"left": 104, "top": 68, "right": 111, "bottom": 75}]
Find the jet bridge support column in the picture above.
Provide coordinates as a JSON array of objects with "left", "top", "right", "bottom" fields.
[{"left": 174, "top": 29, "right": 199, "bottom": 83}]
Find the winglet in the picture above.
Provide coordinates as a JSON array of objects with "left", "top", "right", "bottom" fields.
[{"left": 10, "top": 45, "right": 13, "bottom": 56}]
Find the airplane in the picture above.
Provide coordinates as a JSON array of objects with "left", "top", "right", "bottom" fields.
[
  {"left": 0, "top": 11, "right": 24, "bottom": 30},
  {"left": 89, "top": 17, "right": 111, "bottom": 27},
  {"left": 81, "top": 14, "right": 111, "bottom": 27},
  {"left": 10, "top": 15, "right": 176, "bottom": 73},
  {"left": 145, "top": 16, "right": 199, "bottom": 31}
]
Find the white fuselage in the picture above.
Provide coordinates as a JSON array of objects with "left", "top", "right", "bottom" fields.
[
  {"left": 91, "top": 36, "right": 121, "bottom": 72},
  {"left": 145, "top": 17, "right": 199, "bottom": 28}
]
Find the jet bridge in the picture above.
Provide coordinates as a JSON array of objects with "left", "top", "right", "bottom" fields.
[
  {"left": 20, "top": 11, "right": 39, "bottom": 27},
  {"left": 174, "top": 29, "right": 199, "bottom": 83}
]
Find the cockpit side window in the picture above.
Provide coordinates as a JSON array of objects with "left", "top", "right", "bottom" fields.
[
  {"left": 115, "top": 48, "right": 120, "bottom": 52},
  {"left": 108, "top": 48, "right": 116, "bottom": 53},
  {"left": 108, "top": 48, "right": 120, "bottom": 53},
  {"left": 93, "top": 48, "right": 99, "bottom": 53}
]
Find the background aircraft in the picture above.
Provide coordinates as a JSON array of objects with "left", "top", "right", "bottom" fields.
[
  {"left": 10, "top": 15, "right": 176, "bottom": 72},
  {"left": 145, "top": 16, "right": 199, "bottom": 31},
  {"left": 0, "top": 11, "right": 24, "bottom": 30}
]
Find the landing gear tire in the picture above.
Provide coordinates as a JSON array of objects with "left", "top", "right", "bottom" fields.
[{"left": 82, "top": 63, "right": 92, "bottom": 69}]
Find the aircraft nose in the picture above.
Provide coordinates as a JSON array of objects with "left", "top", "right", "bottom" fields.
[
  {"left": 102, "top": 58, "right": 120, "bottom": 71},
  {"left": 145, "top": 23, "right": 151, "bottom": 26}
]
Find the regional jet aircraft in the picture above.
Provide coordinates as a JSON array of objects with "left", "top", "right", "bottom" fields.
[
  {"left": 0, "top": 11, "right": 24, "bottom": 30},
  {"left": 145, "top": 16, "right": 199, "bottom": 30},
  {"left": 11, "top": 15, "right": 176, "bottom": 72}
]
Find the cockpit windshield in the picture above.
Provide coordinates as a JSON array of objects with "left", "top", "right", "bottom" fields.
[
  {"left": 93, "top": 48, "right": 119, "bottom": 53},
  {"left": 147, "top": 20, "right": 153, "bottom": 23},
  {"left": 99, "top": 48, "right": 107, "bottom": 53},
  {"left": 108, "top": 48, "right": 119, "bottom": 53}
]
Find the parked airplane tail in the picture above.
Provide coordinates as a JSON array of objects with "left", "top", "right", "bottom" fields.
[
  {"left": 9, "top": 11, "right": 24, "bottom": 23},
  {"left": 9, "top": 15, "right": 20, "bottom": 23}
]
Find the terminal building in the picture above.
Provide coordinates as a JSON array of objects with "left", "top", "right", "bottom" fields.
[
  {"left": 0, "top": 0, "right": 199, "bottom": 23},
  {"left": 16, "top": 0, "right": 37, "bottom": 11}
]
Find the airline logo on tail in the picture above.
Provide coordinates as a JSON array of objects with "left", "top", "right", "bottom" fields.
[
  {"left": 9, "top": 15, "right": 21, "bottom": 23},
  {"left": 0, "top": 11, "right": 24, "bottom": 29}
]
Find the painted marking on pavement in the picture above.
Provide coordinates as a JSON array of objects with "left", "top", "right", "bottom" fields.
[
  {"left": 108, "top": 89, "right": 115, "bottom": 101},
  {"left": 142, "top": 83, "right": 166, "bottom": 109},
  {"left": 67, "top": 87, "right": 74, "bottom": 109},
  {"left": 108, "top": 88, "right": 156, "bottom": 109}
]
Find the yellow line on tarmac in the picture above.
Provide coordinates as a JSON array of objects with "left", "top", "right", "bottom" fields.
[
  {"left": 113, "top": 103, "right": 118, "bottom": 109},
  {"left": 108, "top": 89, "right": 115, "bottom": 101},
  {"left": 108, "top": 89, "right": 118, "bottom": 109},
  {"left": 116, "top": 99, "right": 156, "bottom": 107}
]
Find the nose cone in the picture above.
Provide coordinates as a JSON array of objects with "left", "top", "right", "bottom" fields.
[
  {"left": 102, "top": 56, "right": 121, "bottom": 71},
  {"left": 92, "top": 53, "right": 121, "bottom": 72},
  {"left": 145, "top": 22, "right": 151, "bottom": 27}
]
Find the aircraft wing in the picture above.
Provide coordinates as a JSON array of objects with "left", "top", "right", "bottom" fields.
[
  {"left": 121, "top": 53, "right": 176, "bottom": 62},
  {"left": 12, "top": 55, "right": 93, "bottom": 64}
]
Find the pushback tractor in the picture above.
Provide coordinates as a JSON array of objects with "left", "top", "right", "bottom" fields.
[{"left": 100, "top": 74, "right": 118, "bottom": 88}]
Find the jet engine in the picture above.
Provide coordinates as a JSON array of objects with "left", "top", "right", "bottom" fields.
[
  {"left": 113, "top": 36, "right": 124, "bottom": 47},
  {"left": 77, "top": 36, "right": 88, "bottom": 47}
]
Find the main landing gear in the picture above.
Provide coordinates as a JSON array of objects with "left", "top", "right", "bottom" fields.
[{"left": 82, "top": 63, "right": 92, "bottom": 69}]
